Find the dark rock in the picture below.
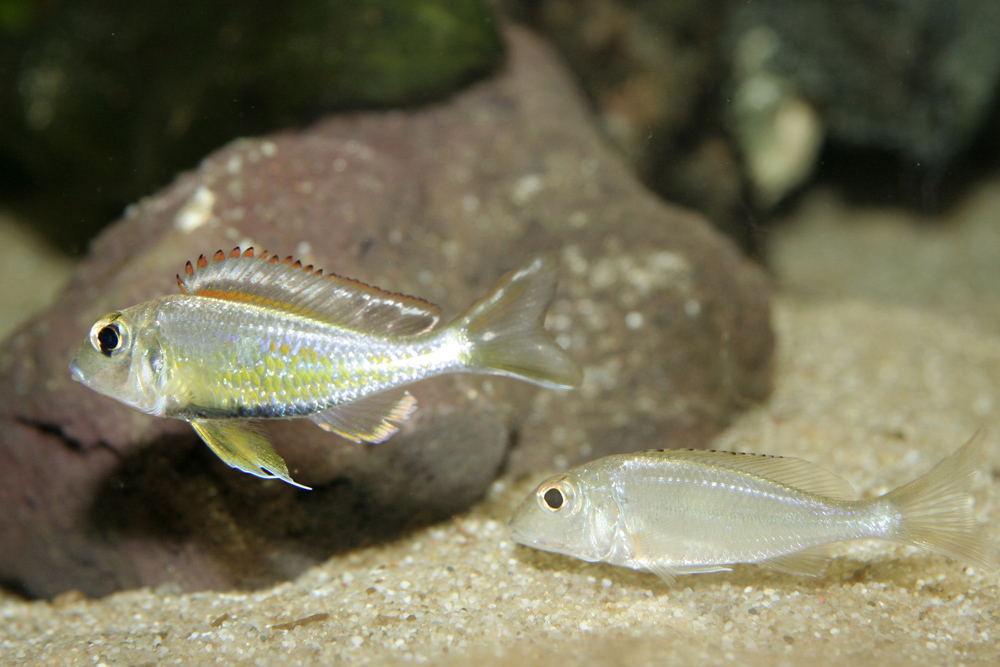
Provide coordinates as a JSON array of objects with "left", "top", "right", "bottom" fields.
[
  {"left": 497, "top": 0, "right": 752, "bottom": 248},
  {"left": 502, "top": 0, "right": 1000, "bottom": 233},
  {"left": 0, "top": 0, "right": 502, "bottom": 250},
  {"left": 727, "top": 0, "right": 1000, "bottom": 165},
  {"left": 0, "top": 25, "right": 773, "bottom": 598}
]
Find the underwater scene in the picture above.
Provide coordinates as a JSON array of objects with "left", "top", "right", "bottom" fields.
[{"left": 1, "top": 1, "right": 999, "bottom": 665}]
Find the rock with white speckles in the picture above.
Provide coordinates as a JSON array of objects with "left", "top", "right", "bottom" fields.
[{"left": 0, "top": 26, "right": 773, "bottom": 598}]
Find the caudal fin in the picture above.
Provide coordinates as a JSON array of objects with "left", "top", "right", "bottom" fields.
[
  {"left": 456, "top": 252, "right": 582, "bottom": 389},
  {"left": 885, "top": 431, "right": 995, "bottom": 571}
]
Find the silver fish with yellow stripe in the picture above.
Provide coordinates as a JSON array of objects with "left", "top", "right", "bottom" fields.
[
  {"left": 70, "top": 248, "right": 581, "bottom": 488},
  {"left": 510, "top": 434, "right": 995, "bottom": 584}
]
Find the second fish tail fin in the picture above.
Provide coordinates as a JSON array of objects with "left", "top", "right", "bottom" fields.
[
  {"left": 456, "top": 252, "right": 582, "bottom": 389},
  {"left": 886, "top": 431, "right": 995, "bottom": 571}
]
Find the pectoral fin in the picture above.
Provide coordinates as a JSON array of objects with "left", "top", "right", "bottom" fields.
[
  {"left": 628, "top": 523, "right": 684, "bottom": 585},
  {"left": 310, "top": 390, "right": 418, "bottom": 444},
  {"left": 190, "top": 419, "right": 310, "bottom": 489},
  {"left": 630, "top": 522, "right": 733, "bottom": 585}
]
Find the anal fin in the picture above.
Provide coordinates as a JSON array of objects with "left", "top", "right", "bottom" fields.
[
  {"left": 310, "top": 390, "right": 417, "bottom": 444},
  {"left": 190, "top": 419, "right": 310, "bottom": 489},
  {"left": 759, "top": 546, "right": 832, "bottom": 577}
]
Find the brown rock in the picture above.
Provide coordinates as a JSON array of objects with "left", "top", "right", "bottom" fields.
[
  {"left": 502, "top": 1, "right": 753, "bottom": 247},
  {"left": 0, "top": 26, "right": 773, "bottom": 598}
]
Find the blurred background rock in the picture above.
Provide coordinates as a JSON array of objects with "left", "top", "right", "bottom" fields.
[
  {"left": 500, "top": 0, "right": 1000, "bottom": 253},
  {"left": 0, "top": 0, "right": 502, "bottom": 251},
  {"left": 6, "top": 0, "right": 1000, "bottom": 255}
]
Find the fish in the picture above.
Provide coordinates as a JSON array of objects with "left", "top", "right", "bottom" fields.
[
  {"left": 70, "top": 248, "right": 581, "bottom": 489},
  {"left": 509, "top": 433, "right": 995, "bottom": 584}
]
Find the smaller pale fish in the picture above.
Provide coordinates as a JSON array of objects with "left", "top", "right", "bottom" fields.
[
  {"left": 70, "top": 249, "right": 581, "bottom": 488},
  {"left": 509, "top": 433, "right": 996, "bottom": 584}
]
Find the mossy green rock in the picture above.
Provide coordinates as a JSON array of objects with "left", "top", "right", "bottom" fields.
[{"left": 0, "top": 0, "right": 501, "bottom": 249}]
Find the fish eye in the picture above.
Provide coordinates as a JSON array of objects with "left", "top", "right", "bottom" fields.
[
  {"left": 537, "top": 476, "right": 576, "bottom": 514},
  {"left": 89, "top": 313, "right": 130, "bottom": 358},
  {"left": 98, "top": 325, "right": 120, "bottom": 354},
  {"left": 543, "top": 487, "right": 564, "bottom": 509}
]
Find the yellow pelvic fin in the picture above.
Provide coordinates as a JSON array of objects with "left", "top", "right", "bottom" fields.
[
  {"left": 310, "top": 389, "right": 418, "bottom": 444},
  {"left": 190, "top": 419, "right": 310, "bottom": 490}
]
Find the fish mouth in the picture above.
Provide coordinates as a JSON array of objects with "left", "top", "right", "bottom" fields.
[
  {"left": 69, "top": 362, "right": 85, "bottom": 384},
  {"left": 507, "top": 518, "right": 531, "bottom": 547},
  {"left": 508, "top": 521, "right": 550, "bottom": 551}
]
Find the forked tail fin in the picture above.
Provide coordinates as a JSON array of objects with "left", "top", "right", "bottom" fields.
[
  {"left": 886, "top": 431, "right": 995, "bottom": 571},
  {"left": 456, "top": 252, "right": 582, "bottom": 389}
]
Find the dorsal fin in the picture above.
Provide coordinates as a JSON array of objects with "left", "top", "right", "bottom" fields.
[
  {"left": 176, "top": 247, "right": 441, "bottom": 335},
  {"left": 647, "top": 449, "right": 855, "bottom": 500}
]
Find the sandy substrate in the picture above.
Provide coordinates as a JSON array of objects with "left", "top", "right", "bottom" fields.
[{"left": 2, "top": 178, "right": 1000, "bottom": 666}]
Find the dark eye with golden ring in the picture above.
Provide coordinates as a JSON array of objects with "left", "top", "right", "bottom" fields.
[
  {"left": 90, "top": 313, "right": 130, "bottom": 358},
  {"left": 537, "top": 476, "right": 575, "bottom": 513}
]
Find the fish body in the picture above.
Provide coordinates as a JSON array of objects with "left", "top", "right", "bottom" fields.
[
  {"left": 70, "top": 248, "right": 581, "bottom": 488},
  {"left": 509, "top": 434, "right": 994, "bottom": 583}
]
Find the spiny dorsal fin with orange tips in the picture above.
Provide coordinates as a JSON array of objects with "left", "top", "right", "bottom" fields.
[{"left": 176, "top": 246, "right": 441, "bottom": 335}]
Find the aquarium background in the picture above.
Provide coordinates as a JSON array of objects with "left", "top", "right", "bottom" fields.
[{"left": 1, "top": 1, "right": 999, "bottom": 665}]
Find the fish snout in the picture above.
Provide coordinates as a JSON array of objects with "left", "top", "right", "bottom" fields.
[
  {"left": 507, "top": 516, "right": 529, "bottom": 547},
  {"left": 69, "top": 361, "right": 85, "bottom": 384}
]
